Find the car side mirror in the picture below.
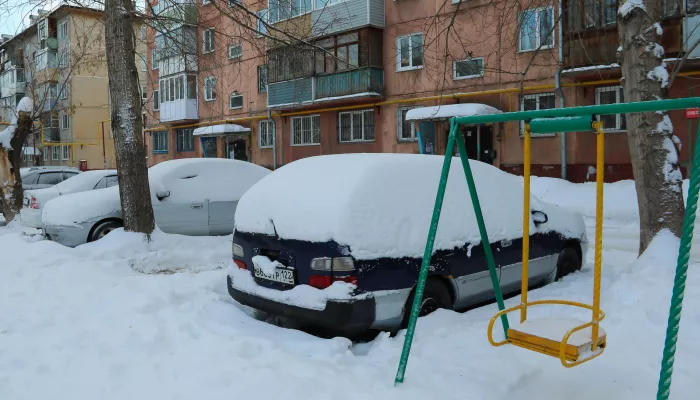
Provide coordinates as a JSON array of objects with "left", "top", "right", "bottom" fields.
[
  {"left": 156, "top": 190, "right": 170, "bottom": 200},
  {"left": 532, "top": 210, "right": 548, "bottom": 226}
]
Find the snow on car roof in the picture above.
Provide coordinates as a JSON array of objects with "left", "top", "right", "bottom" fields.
[
  {"left": 234, "top": 154, "right": 585, "bottom": 260},
  {"left": 405, "top": 103, "right": 502, "bottom": 121},
  {"left": 55, "top": 169, "right": 117, "bottom": 194}
]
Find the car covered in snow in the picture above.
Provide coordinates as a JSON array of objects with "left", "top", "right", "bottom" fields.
[
  {"left": 227, "top": 154, "right": 589, "bottom": 334},
  {"left": 20, "top": 166, "right": 82, "bottom": 190},
  {"left": 41, "top": 158, "right": 270, "bottom": 247},
  {"left": 20, "top": 169, "right": 118, "bottom": 229}
]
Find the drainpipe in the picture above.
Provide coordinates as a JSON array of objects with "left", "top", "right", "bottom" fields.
[{"left": 557, "top": 0, "right": 566, "bottom": 180}]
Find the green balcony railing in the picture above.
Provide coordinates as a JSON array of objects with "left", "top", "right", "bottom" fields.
[{"left": 315, "top": 67, "right": 383, "bottom": 100}]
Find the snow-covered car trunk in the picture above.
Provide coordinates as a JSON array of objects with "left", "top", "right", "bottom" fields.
[{"left": 228, "top": 154, "right": 588, "bottom": 334}]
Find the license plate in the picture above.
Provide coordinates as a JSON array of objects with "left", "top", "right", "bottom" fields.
[{"left": 253, "top": 264, "right": 295, "bottom": 285}]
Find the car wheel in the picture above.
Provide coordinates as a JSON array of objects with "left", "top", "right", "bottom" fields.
[
  {"left": 400, "top": 278, "right": 452, "bottom": 329},
  {"left": 555, "top": 246, "right": 581, "bottom": 281},
  {"left": 89, "top": 220, "right": 122, "bottom": 242}
]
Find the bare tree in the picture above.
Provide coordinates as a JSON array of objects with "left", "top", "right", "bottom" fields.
[
  {"left": 618, "top": 0, "right": 685, "bottom": 254},
  {"left": 104, "top": 0, "right": 155, "bottom": 236}
]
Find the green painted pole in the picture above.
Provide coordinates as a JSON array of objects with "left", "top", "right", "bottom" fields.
[
  {"left": 394, "top": 121, "right": 458, "bottom": 386},
  {"left": 656, "top": 122, "right": 700, "bottom": 400},
  {"left": 455, "top": 129, "right": 509, "bottom": 337}
]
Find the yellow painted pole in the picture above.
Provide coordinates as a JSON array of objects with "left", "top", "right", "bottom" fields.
[
  {"left": 520, "top": 123, "right": 531, "bottom": 323},
  {"left": 591, "top": 121, "right": 605, "bottom": 351}
]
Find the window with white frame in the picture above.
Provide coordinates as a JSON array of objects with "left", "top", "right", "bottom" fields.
[
  {"left": 58, "top": 21, "right": 68, "bottom": 39},
  {"left": 59, "top": 48, "right": 69, "bottom": 68},
  {"left": 152, "top": 131, "right": 168, "bottom": 153},
  {"left": 521, "top": 92, "right": 556, "bottom": 136},
  {"left": 153, "top": 90, "right": 159, "bottom": 111},
  {"left": 257, "top": 9, "right": 268, "bottom": 36},
  {"left": 52, "top": 146, "right": 59, "bottom": 160},
  {"left": 595, "top": 86, "right": 626, "bottom": 132},
  {"left": 152, "top": 49, "right": 158, "bottom": 70},
  {"left": 258, "top": 65, "right": 268, "bottom": 93},
  {"left": 259, "top": 119, "right": 274, "bottom": 148},
  {"left": 140, "top": 25, "right": 146, "bottom": 41},
  {"left": 397, "top": 107, "right": 417, "bottom": 141},
  {"left": 339, "top": 109, "right": 375, "bottom": 142},
  {"left": 519, "top": 7, "right": 554, "bottom": 52},
  {"left": 59, "top": 83, "right": 69, "bottom": 99},
  {"left": 60, "top": 113, "right": 70, "bottom": 130},
  {"left": 396, "top": 33, "right": 424, "bottom": 71},
  {"left": 204, "top": 77, "right": 216, "bottom": 101},
  {"left": 142, "top": 86, "right": 148, "bottom": 101},
  {"left": 453, "top": 57, "right": 484, "bottom": 80},
  {"left": 203, "top": 28, "right": 216, "bottom": 53},
  {"left": 229, "top": 93, "right": 243, "bottom": 109},
  {"left": 228, "top": 44, "right": 242, "bottom": 59},
  {"left": 291, "top": 115, "right": 320, "bottom": 146},
  {"left": 62, "top": 145, "right": 70, "bottom": 160},
  {"left": 268, "top": 0, "right": 313, "bottom": 23}
]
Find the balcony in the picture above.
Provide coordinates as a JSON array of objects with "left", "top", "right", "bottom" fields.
[
  {"left": 43, "top": 126, "right": 60, "bottom": 142},
  {"left": 0, "top": 67, "right": 25, "bottom": 97},
  {"left": 316, "top": 67, "right": 383, "bottom": 100},
  {"left": 35, "top": 49, "right": 58, "bottom": 83},
  {"left": 41, "top": 97, "right": 57, "bottom": 113}
]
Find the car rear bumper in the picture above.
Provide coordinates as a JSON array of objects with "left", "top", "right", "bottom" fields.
[
  {"left": 43, "top": 223, "right": 88, "bottom": 247},
  {"left": 227, "top": 275, "right": 376, "bottom": 334},
  {"left": 19, "top": 208, "right": 42, "bottom": 228}
]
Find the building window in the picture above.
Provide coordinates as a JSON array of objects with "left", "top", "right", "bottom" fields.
[
  {"left": 141, "top": 57, "right": 147, "bottom": 71},
  {"left": 62, "top": 145, "right": 70, "bottom": 160},
  {"left": 152, "top": 131, "right": 168, "bottom": 153},
  {"left": 519, "top": 7, "right": 554, "bottom": 52},
  {"left": 60, "top": 114, "right": 70, "bottom": 130},
  {"left": 258, "top": 65, "right": 267, "bottom": 93},
  {"left": 204, "top": 77, "right": 216, "bottom": 101},
  {"left": 257, "top": 9, "right": 268, "bottom": 36},
  {"left": 259, "top": 119, "right": 274, "bottom": 148},
  {"left": 59, "top": 49, "right": 69, "bottom": 68},
  {"left": 229, "top": 93, "right": 243, "bottom": 109},
  {"left": 52, "top": 146, "right": 59, "bottom": 160},
  {"left": 203, "top": 28, "right": 216, "bottom": 54},
  {"left": 396, "top": 33, "right": 423, "bottom": 71},
  {"left": 269, "top": 0, "right": 313, "bottom": 23},
  {"left": 176, "top": 128, "right": 195, "bottom": 152},
  {"left": 595, "top": 86, "right": 626, "bottom": 132},
  {"left": 453, "top": 57, "right": 484, "bottom": 80},
  {"left": 228, "top": 0, "right": 240, "bottom": 7},
  {"left": 397, "top": 107, "right": 417, "bottom": 141},
  {"left": 58, "top": 21, "right": 68, "bottom": 39},
  {"left": 228, "top": 44, "right": 242, "bottom": 59},
  {"left": 291, "top": 115, "right": 321, "bottom": 146},
  {"left": 43, "top": 147, "right": 48, "bottom": 161},
  {"left": 59, "top": 83, "right": 69, "bottom": 99},
  {"left": 152, "top": 49, "right": 158, "bottom": 70},
  {"left": 315, "top": 32, "right": 359, "bottom": 73},
  {"left": 521, "top": 92, "right": 556, "bottom": 136},
  {"left": 153, "top": 90, "right": 160, "bottom": 111},
  {"left": 339, "top": 109, "right": 375, "bottom": 143},
  {"left": 140, "top": 25, "right": 147, "bottom": 41},
  {"left": 142, "top": 86, "right": 148, "bottom": 102},
  {"left": 688, "top": 0, "right": 700, "bottom": 14},
  {"left": 202, "top": 0, "right": 211, "bottom": 4}
]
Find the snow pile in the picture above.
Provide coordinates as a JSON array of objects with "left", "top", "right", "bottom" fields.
[
  {"left": 0, "top": 125, "right": 16, "bottom": 149},
  {"left": 235, "top": 154, "right": 585, "bottom": 260},
  {"left": 78, "top": 227, "right": 232, "bottom": 273},
  {"left": 618, "top": 0, "right": 646, "bottom": 17},
  {"left": 42, "top": 186, "right": 120, "bottom": 226},
  {"left": 0, "top": 97, "right": 32, "bottom": 149},
  {"left": 647, "top": 63, "right": 669, "bottom": 88},
  {"left": 228, "top": 266, "right": 365, "bottom": 310},
  {"left": 405, "top": 103, "right": 502, "bottom": 121}
]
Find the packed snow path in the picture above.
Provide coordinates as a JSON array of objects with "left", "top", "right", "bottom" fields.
[{"left": 1, "top": 182, "right": 699, "bottom": 399}]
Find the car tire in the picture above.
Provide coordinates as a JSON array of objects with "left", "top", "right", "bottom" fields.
[
  {"left": 399, "top": 278, "right": 452, "bottom": 330},
  {"left": 555, "top": 246, "right": 581, "bottom": 281},
  {"left": 89, "top": 220, "right": 122, "bottom": 242}
]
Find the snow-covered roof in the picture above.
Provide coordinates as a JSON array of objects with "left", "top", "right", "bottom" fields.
[
  {"left": 405, "top": 103, "right": 502, "bottom": 122},
  {"left": 234, "top": 154, "right": 585, "bottom": 260},
  {"left": 193, "top": 124, "right": 251, "bottom": 136}
]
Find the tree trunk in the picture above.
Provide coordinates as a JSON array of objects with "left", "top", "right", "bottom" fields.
[
  {"left": 618, "top": 2, "right": 685, "bottom": 255},
  {"left": 0, "top": 111, "right": 33, "bottom": 221},
  {"left": 104, "top": 0, "right": 155, "bottom": 235}
]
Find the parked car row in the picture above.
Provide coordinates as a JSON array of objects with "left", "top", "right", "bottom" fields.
[{"left": 19, "top": 154, "right": 589, "bottom": 336}]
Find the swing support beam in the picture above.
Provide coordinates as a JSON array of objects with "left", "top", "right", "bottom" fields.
[{"left": 393, "top": 98, "right": 700, "bottom": 400}]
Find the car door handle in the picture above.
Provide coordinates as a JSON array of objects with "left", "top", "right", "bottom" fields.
[
  {"left": 190, "top": 203, "right": 203, "bottom": 209},
  {"left": 500, "top": 239, "right": 512, "bottom": 247}
]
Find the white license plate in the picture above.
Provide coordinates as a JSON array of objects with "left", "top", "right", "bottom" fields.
[{"left": 253, "top": 265, "right": 295, "bottom": 285}]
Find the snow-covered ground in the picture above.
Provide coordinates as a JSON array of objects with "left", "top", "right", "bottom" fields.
[{"left": 0, "top": 178, "right": 698, "bottom": 400}]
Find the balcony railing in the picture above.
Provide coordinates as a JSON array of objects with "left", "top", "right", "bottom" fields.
[
  {"left": 0, "top": 67, "right": 25, "bottom": 96},
  {"left": 315, "top": 67, "right": 383, "bottom": 100},
  {"left": 35, "top": 49, "right": 57, "bottom": 72},
  {"left": 43, "top": 127, "right": 60, "bottom": 142}
]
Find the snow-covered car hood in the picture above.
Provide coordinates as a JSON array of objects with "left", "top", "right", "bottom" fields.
[
  {"left": 234, "top": 154, "right": 586, "bottom": 260},
  {"left": 42, "top": 186, "right": 121, "bottom": 227}
]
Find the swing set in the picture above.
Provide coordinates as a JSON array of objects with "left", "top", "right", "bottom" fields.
[{"left": 394, "top": 98, "right": 700, "bottom": 400}]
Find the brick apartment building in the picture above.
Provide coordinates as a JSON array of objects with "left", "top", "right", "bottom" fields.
[{"left": 144, "top": 0, "right": 700, "bottom": 182}]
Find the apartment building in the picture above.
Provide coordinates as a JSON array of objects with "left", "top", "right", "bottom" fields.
[
  {"left": 145, "top": 0, "right": 700, "bottom": 182},
  {"left": 0, "top": 5, "right": 147, "bottom": 170}
]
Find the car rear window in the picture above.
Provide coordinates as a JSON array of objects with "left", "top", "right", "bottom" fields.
[
  {"left": 37, "top": 172, "right": 64, "bottom": 185},
  {"left": 22, "top": 173, "right": 38, "bottom": 185}
]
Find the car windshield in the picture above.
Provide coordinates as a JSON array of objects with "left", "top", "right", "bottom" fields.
[{"left": 54, "top": 171, "right": 99, "bottom": 194}]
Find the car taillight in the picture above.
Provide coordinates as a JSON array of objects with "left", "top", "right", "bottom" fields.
[
  {"left": 309, "top": 275, "right": 331, "bottom": 289},
  {"left": 29, "top": 196, "right": 40, "bottom": 209},
  {"left": 309, "top": 257, "right": 357, "bottom": 289},
  {"left": 233, "top": 259, "right": 247, "bottom": 270}
]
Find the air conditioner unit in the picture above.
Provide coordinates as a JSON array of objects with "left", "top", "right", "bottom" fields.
[{"left": 683, "top": 14, "right": 700, "bottom": 59}]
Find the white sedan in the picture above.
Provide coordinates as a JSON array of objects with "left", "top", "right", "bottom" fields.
[{"left": 20, "top": 170, "right": 118, "bottom": 229}]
